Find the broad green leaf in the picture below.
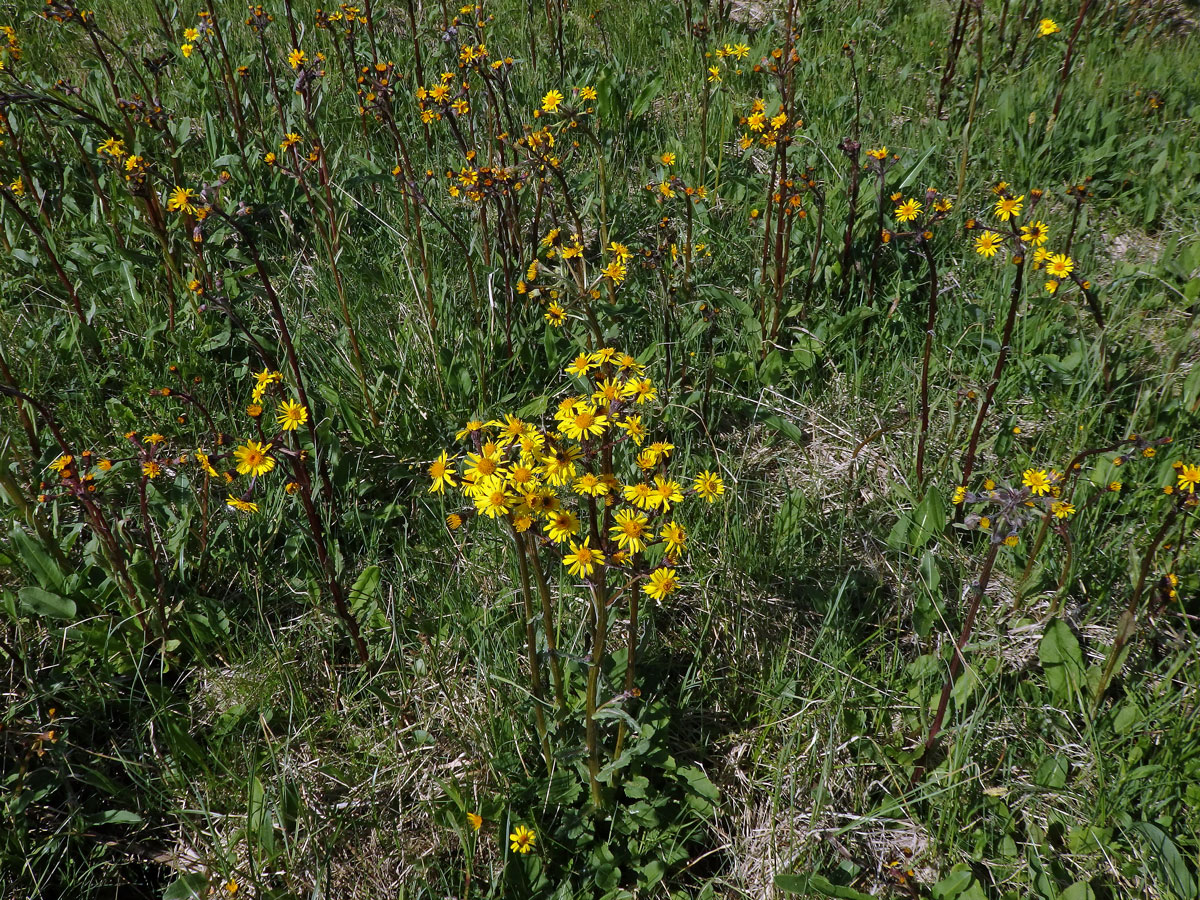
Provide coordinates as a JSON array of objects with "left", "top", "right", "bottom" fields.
[
  {"left": 18, "top": 586, "right": 76, "bottom": 620},
  {"left": 1040, "top": 619, "right": 1085, "bottom": 702}
]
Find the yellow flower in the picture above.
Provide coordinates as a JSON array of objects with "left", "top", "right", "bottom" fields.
[
  {"left": 142, "top": 461, "right": 162, "bottom": 479},
  {"left": 623, "top": 481, "right": 654, "bottom": 509},
  {"left": 1045, "top": 253, "right": 1074, "bottom": 279},
  {"left": 276, "top": 399, "right": 308, "bottom": 431},
  {"left": 281, "top": 132, "right": 302, "bottom": 150},
  {"left": 226, "top": 495, "right": 258, "bottom": 514},
  {"left": 288, "top": 48, "right": 306, "bottom": 69},
  {"left": 652, "top": 476, "right": 684, "bottom": 511},
  {"left": 1003, "top": 534, "right": 1019, "bottom": 547},
  {"left": 1177, "top": 463, "right": 1200, "bottom": 494},
  {"left": 659, "top": 521, "right": 686, "bottom": 557},
  {"left": 49, "top": 454, "right": 73, "bottom": 473},
  {"left": 1038, "top": 17, "right": 1060, "bottom": 35},
  {"left": 195, "top": 450, "right": 217, "bottom": 477},
  {"left": 181, "top": 42, "right": 194, "bottom": 57},
  {"left": 543, "top": 509, "right": 579, "bottom": 543},
  {"left": 974, "top": 231, "right": 1001, "bottom": 258},
  {"left": 565, "top": 353, "right": 595, "bottom": 376},
  {"left": 1052, "top": 501, "right": 1075, "bottom": 519},
  {"left": 693, "top": 470, "right": 725, "bottom": 502},
  {"left": 661, "top": 152, "right": 676, "bottom": 166},
  {"left": 643, "top": 567, "right": 679, "bottom": 600},
  {"left": 993, "top": 194, "right": 1024, "bottom": 221},
  {"left": 544, "top": 302, "right": 567, "bottom": 326},
  {"left": 564, "top": 538, "right": 604, "bottom": 578},
  {"left": 167, "top": 186, "right": 197, "bottom": 214},
  {"left": 579, "top": 85, "right": 597, "bottom": 101},
  {"left": 428, "top": 451, "right": 457, "bottom": 493},
  {"left": 573, "top": 472, "right": 610, "bottom": 497},
  {"left": 601, "top": 260, "right": 627, "bottom": 283},
  {"left": 623, "top": 377, "right": 657, "bottom": 405},
  {"left": 952, "top": 485, "right": 967, "bottom": 504},
  {"left": 473, "top": 475, "right": 513, "bottom": 518},
  {"left": 894, "top": 198, "right": 922, "bottom": 223},
  {"left": 98, "top": 137, "right": 125, "bottom": 158},
  {"left": 1020, "top": 221, "right": 1049, "bottom": 246},
  {"left": 234, "top": 440, "right": 276, "bottom": 477},
  {"left": 559, "top": 405, "right": 608, "bottom": 441},
  {"left": 509, "top": 824, "right": 536, "bottom": 854},
  {"left": 707, "top": 65, "right": 721, "bottom": 83},
  {"left": 866, "top": 146, "right": 888, "bottom": 160},
  {"left": 467, "top": 812, "right": 483, "bottom": 830},
  {"left": 1022, "top": 468, "right": 1051, "bottom": 496},
  {"left": 610, "top": 509, "right": 652, "bottom": 554},
  {"left": 541, "top": 89, "right": 564, "bottom": 113},
  {"left": 617, "top": 415, "right": 646, "bottom": 446}
]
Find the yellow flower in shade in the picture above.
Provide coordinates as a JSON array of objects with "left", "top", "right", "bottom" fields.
[
  {"left": 565, "top": 353, "right": 595, "bottom": 376},
  {"left": 167, "top": 186, "right": 197, "bottom": 214},
  {"left": 142, "top": 461, "right": 162, "bottom": 479},
  {"left": 1020, "top": 221, "right": 1049, "bottom": 245},
  {"left": 1178, "top": 463, "right": 1200, "bottom": 494},
  {"left": 1044, "top": 280, "right": 1060, "bottom": 294},
  {"left": 1052, "top": 501, "right": 1075, "bottom": 519},
  {"left": 455, "top": 419, "right": 485, "bottom": 441},
  {"left": 1108, "top": 481, "right": 1122, "bottom": 492},
  {"left": 473, "top": 476, "right": 512, "bottom": 518},
  {"left": 660, "top": 521, "right": 686, "bottom": 557},
  {"left": 693, "top": 470, "right": 725, "bottom": 502},
  {"left": 623, "top": 481, "right": 654, "bottom": 509},
  {"left": 195, "top": 450, "right": 218, "bottom": 477},
  {"left": 509, "top": 824, "right": 536, "bottom": 853},
  {"left": 1022, "top": 468, "right": 1051, "bottom": 496},
  {"left": 281, "top": 132, "right": 302, "bottom": 151},
  {"left": 288, "top": 48, "right": 306, "bottom": 69},
  {"left": 652, "top": 476, "right": 684, "bottom": 511},
  {"left": 226, "top": 495, "right": 258, "bottom": 514},
  {"left": 540, "top": 446, "right": 580, "bottom": 485},
  {"left": 559, "top": 405, "right": 608, "bottom": 441},
  {"left": 146, "top": 433, "right": 165, "bottom": 445},
  {"left": 975, "top": 231, "right": 1001, "bottom": 257},
  {"left": 610, "top": 509, "right": 652, "bottom": 554},
  {"left": 467, "top": 812, "right": 483, "bottom": 830},
  {"left": 601, "top": 260, "right": 627, "bottom": 283},
  {"left": 993, "top": 194, "right": 1024, "bottom": 221},
  {"left": 98, "top": 138, "right": 126, "bottom": 157},
  {"left": 573, "top": 472, "right": 610, "bottom": 497},
  {"left": 98, "top": 459, "right": 113, "bottom": 472},
  {"left": 181, "top": 42, "right": 194, "bottom": 57},
  {"left": 541, "top": 89, "right": 564, "bottom": 113},
  {"left": 564, "top": 538, "right": 604, "bottom": 578},
  {"left": 1003, "top": 534, "right": 1019, "bottom": 547},
  {"left": 447, "top": 512, "right": 463, "bottom": 530},
  {"left": 247, "top": 404, "right": 263, "bottom": 418},
  {"left": 952, "top": 485, "right": 967, "bottom": 504},
  {"left": 428, "top": 451, "right": 457, "bottom": 493},
  {"left": 1038, "top": 17, "right": 1060, "bottom": 35},
  {"left": 623, "top": 377, "right": 657, "bottom": 404},
  {"left": 1045, "top": 253, "right": 1074, "bottom": 279},
  {"left": 234, "top": 440, "right": 275, "bottom": 477},
  {"left": 49, "top": 454, "right": 73, "bottom": 473},
  {"left": 545, "top": 302, "right": 567, "bottom": 326},
  {"left": 276, "top": 399, "right": 308, "bottom": 431},
  {"left": 643, "top": 567, "right": 679, "bottom": 600},
  {"left": 894, "top": 198, "right": 922, "bottom": 223},
  {"left": 543, "top": 509, "right": 579, "bottom": 543},
  {"left": 285, "top": 482, "right": 300, "bottom": 495},
  {"left": 617, "top": 415, "right": 647, "bottom": 445}
]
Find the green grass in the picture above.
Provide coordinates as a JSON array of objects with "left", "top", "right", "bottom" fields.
[{"left": 1, "top": 0, "right": 1199, "bottom": 896}]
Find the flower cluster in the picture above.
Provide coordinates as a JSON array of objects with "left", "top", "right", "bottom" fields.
[{"left": 429, "top": 349, "right": 725, "bottom": 599}]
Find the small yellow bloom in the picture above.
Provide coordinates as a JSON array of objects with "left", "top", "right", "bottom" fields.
[
  {"left": 467, "top": 812, "right": 483, "bottom": 830},
  {"left": 276, "top": 398, "right": 308, "bottom": 431},
  {"left": 894, "top": 198, "right": 922, "bottom": 223},
  {"left": 541, "top": 89, "right": 564, "bottom": 113},
  {"left": 509, "top": 824, "right": 536, "bottom": 853},
  {"left": 1038, "top": 17, "right": 1060, "bottom": 35}
]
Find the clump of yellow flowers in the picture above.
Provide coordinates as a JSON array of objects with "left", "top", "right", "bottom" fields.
[{"left": 427, "top": 348, "right": 725, "bottom": 806}]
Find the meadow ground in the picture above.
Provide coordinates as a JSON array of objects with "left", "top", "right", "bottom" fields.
[{"left": 1, "top": 0, "right": 1199, "bottom": 897}]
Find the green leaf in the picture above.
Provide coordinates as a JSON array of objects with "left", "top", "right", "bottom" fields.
[
  {"left": 1040, "top": 619, "right": 1085, "bottom": 702},
  {"left": 348, "top": 565, "right": 381, "bottom": 614},
  {"left": 10, "top": 525, "right": 66, "bottom": 592},
  {"left": 910, "top": 488, "right": 946, "bottom": 549},
  {"left": 1057, "top": 881, "right": 1096, "bottom": 900},
  {"left": 774, "top": 873, "right": 874, "bottom": 899},
  {"left": 932, "top": 865, "right": 974, "bottom": 899},
  {"left": 18, "top": 586, "right": 76, "bottom": 620},
  {"left": 1129, "top": 821, "right": 1197, "bottom": 898},
  {"left": 162, "top": 873, "right": 209, "bottom": 900}
]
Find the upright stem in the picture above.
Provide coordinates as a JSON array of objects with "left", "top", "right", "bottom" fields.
[
  {"left": 524, "top": 533, "right": 565, "bottom": 710},
  {"left": 917, "top": 238, "right": 939, "bottom": 486},
  {"left": 513, "top": 530, "right": 554, "bottom": 773}
]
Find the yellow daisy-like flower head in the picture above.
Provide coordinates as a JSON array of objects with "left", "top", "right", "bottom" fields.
[
  {"left": 543, "top": 509, "right": 580, "bottom": 543},
  {"left": 226, "top": 495, "right": 258, "bottom": 514},
  {"left": 509, "top": 824, "right": 536, "bottom": 853},
  {"left": 693, "top": 470, "right": 725, "bottom": 503},
  {"left": 288, "top": 48, "right": 306, "bottom": 69},
  {"left": 1038, "top": 17, "right": 1060, "bottom": 35},
  {"left": 467, "top": 812, "right": 483, "bottom": 830},
  {"left": 1045, "top": 253, "right": 1074, "bottom": 279},
  {"left": 1021, "top": 468, "right": 1051, "bottom": 496},
  {"left": 1020, "top": 221, "right": 1049, "bottom": 246},
  {"left": 993, "top": 194, "right": 1024, "bottom": 221},
  {"left": 565, "top": 353, "right": 595, "bottom": 376},
  {"left": 428, "top": 451, "right": 457, "bottom": 493},
  {"left": 659, "top": 521, "right": 686, "bottom": 557},
  {"left": 1177, "top": 463, "right": 1200, "bottom": 494},
  {"left": 610, "top": 509, "right": 652, "bottom": 554},
  {"left": 276, "top": 398, "right": 308, "bottom": 431},
  {"left": 974, "top": 231, "right": 1001, "bottom": 258},
  {"left": 564, "top": 537, "right": 604, "bottom": 578},
  {"left": 545, "top": 302, "right": 567, "bottom": 327},
  {"left": 473, "top": 475, "right": 512, "bottom": 518},
  {"left": 234, "top": 440, "right": 276, "bottom": 477},
  {"left": 541, "top": 89, "right": 564, "bottom": 113},
  {"left": 894, "top": 198, "right": 922, "bottom": 223},
  {"left": 653, "top": 476, "right": 684, "bottom": 511},
  {"left": 1052, "top": 501, "right": 1076, "bottom": 519},
  {"left": 573, "top": 472, "right": 610, "bottom": 497},
  {"left": 167, "top": 186, "right": 197, "bottom": 214},
  {"left": 643, "top": 567, "right": 679, "bottom": 600},
  {"left": 623, "top": 377, "right": 657, "bottom": 405},
  {"left": 559, "top": 405, "right": 608, "bottom": 441},
  {"left": 142, "top": 460, "right": 162, "bottom": 479}
]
